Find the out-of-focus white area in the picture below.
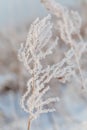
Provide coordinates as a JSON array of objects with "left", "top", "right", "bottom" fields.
[{"left": 0, "top": 0, "right": 83, "bottom": 29}]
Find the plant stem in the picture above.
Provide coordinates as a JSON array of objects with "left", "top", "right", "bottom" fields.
[
  {"left": 69, "top": 41, "right": 85, "bottom": 89},
  {"left": 28, "top": 64, "right": 36, "bottom": 130},
  {"left": 28, "top": 118, "right": 31, "bottom": 130}
]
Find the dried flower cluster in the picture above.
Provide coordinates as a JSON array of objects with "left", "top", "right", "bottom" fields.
[{"left": 18, "top": 0, "right": 87, "bottom": 130}]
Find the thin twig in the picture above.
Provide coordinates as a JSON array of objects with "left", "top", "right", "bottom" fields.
[
  {"left": 28, "top": 63, "right": 36, "bottom": 130},
  {"left": 69, "top": 41, "right": 85, "bottom": 89},
  {"left": 28, "top": 118, "right": 31, "bottom": 130},
  {"left": 28, "top": 116, "right": 33, "bottom": 130}
]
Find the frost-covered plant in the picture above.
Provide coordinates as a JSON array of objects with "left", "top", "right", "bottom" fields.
[
  {"left": 18, "top": 1, "right": 87, "bottom": 130},
  {"left": 41, "top": 0, "right": 87, "bottom": 89},
  {"left": 18, "top": 13, "right": 77, "bottom": 130},
  {"left": 18, "top": 15, "right": 60, "bottom": 130}
]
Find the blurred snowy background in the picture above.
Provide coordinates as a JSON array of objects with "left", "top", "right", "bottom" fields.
[{"left": 0, "top": 0, "right": 87, "bottom": 130}]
